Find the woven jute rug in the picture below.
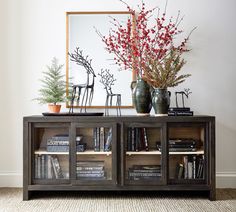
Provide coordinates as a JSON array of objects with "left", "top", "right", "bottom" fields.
[{"left": 0, "top": 188, "right": 235, "bottom": 212}]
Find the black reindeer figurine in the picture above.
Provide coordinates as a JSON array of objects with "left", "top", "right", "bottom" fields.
[
  {"left": 175, "top": 88, "right": 192, "bottom": 108},
  {"left": 98, "top": 69, "right": 121, "bottom": 116}
]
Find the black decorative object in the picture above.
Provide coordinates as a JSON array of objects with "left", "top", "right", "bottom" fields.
[
  {"left": 42, "top": 112, "right": 104, "bottom": 116},
  {"left": 168, "top": 88, "right": 193, "bottom": 116},
  {"left": 152, "top": 88, "right": 171, "bottom": 116},
  {"left": 98, "top": 69, "right": 121, "bottom": 116},
  {"left": 175, "top": 88, "right": 192, "bottom": 108},
  {"left": 68, "top": 47, "right": 96, "bottom": 113},
  {"left": 131, "top": 78, "right": 152, "bottom": 116}
]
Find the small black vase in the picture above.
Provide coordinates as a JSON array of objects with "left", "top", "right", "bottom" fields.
[
  {"left": 131, "top": 78, "right": 152, "bottom": 115},
  {"left": 152, "top": 88, "right": 170, "bottom": 116}
]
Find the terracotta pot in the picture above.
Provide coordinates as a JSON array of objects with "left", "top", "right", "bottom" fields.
[{"left": 48, "top": 104, "right": 61, "bottom": 113}]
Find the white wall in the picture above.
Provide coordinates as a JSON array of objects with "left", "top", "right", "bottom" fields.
[{"left": 0, "top": 0, "right": 236, "bottom": 187}]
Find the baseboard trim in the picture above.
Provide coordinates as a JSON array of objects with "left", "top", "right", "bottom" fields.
[
  {"left": 0, "top": 171, "right": 236, "bottom": 188},
  {"left": 0, "top": 172, "right": 22, "bottom": 187},
  {"left": 216, "top": 172, "right": 236, "bottom": 188}
]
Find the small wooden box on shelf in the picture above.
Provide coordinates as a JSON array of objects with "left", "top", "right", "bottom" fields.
[{"left": 23, "top": 115, "right": 215, "bottom": 200}]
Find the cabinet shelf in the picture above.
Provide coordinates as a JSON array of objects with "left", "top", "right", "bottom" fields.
[
  {"left": 126, "top": 150, "right": 161, "bottom": 155},
  {"left": 34, "top": 150, "right": 69, "bottom": 155},
  {"left": 126, "top": 150, "right": 204, "bottom": 156},
  {"left": 35, "top": 149, "right": 112, "bottom": 156},
  {"left": 76, "top": 150, "right": 112, "bottom": 156},
  {"left": 169, "top": 150, "right": 204, "bottom": 155}
]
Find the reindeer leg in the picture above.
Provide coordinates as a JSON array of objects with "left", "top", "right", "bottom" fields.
[
  {"left": 175, "top": 93, "right": 178, "bottom": 108},
  {"left": 105, "top": 95, "right": 109, "bottom": 116},
  {"left": 80, "top": 88, "right": 86, "bottom": 112},
  {"left": 182, "top": 94, "right": 185, "bottom": 108}
]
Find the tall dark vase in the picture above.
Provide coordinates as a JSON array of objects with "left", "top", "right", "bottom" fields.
[
  {"left": 131, "top": 78, "right": 152, "bottom": 115},
  {"left": 152, "top": 88, "right": 170, "bottom": 116}
]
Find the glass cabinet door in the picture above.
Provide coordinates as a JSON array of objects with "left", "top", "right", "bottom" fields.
[
  {"left": 168, "top": 123, "right": 207, "bottom": 184},
  {"left": 124, "top": 123, "right": 164, "bottom": 185},
  {"left": 72, "top": 123, "right": 117, "bottom": 185},
  {"left": 32, "top": 123, "right": 70, "bottom": 183}
]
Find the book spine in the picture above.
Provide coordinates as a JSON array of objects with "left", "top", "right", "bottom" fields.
[
  {"left": 93, "top": 128, "right": 99, "bottom": 152},
  {"left": 183, "top": 156, "right": 188, "bottom": 179},
  {"left": 168, "top": 107, "right": 190, "bottom": 112},
  {"left": 50, "top": 136, "right": 69, "bottom": 141},
  {"left": 54, "top": 157, "right": 64, "bottom": 178},
  {"left": 41, "top": 155, "right": 45, "bottom": 179},
  {"left": 193, "top": 156, "right": 196, "bottom": 179},
  {"left": 131, "top": 128, "right": 135, "bottom": 151},
  {"left": 169, "top": 139, "right": 197, "bottom": 145},
  {"left": 47, "top": 140, "right": 69, "bottom": 146},
  {"left": 77, "top": 173, "right": 105, "bottom": 177},
  {"left": 35, "top": 155, "right": 38, "bottom": 179},
  {"left": 76, "top": 166, "right": 104, "bottom": 171},
  {"left": 104, "top": 128, "right": 112, "bottom": 151},
  {"left": 127, "top": 128, "right": 131, "bottom": 151},
  {"left": 168, "top": 148, "right": 197, "bottom": 152},
  {"left": 168, "top": 144, "right": 196, "bottom": 148},
  {"left": 96, "top": 127, "right": 100, "bottom": 151},
  {"left": 77, "top": 170, "right": 104, "bottom": 174},
  {"left": 135, "top": 128, "right": 139, "bottom": 152},
  {"left": 100, "top": 127, "right": 105, "bottom": 152},
  {"left": 187, "top": 162, "right": 193, "bottom": 179},
  {"left": 51, "top": 156, "right": 59, "bottom": 179},
  {"left": 47, "top": 155, "right": 52, "bottom": 179},
  {"left": 178, "top": 164, "right": 184, "bottom": 179},
  {"left": 130, "top": 169, "right": 161, "bottom": 173},
  {"left": 129, "top": 172, "right": 161, "bottom": 177},
  {"left": 168, "top": 111, "right": 193, "bottom": 116},
  {"left": 143, "top": 128, "right": 149, "bottom": 151},
  {"left": 47, "top": 145, "right": 70, "bottom": 152}
]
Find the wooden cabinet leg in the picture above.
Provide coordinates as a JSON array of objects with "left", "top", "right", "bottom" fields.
[
  {"left": 23, "top": 189, "right": 31, "bottom": 201},
  {"left": 209, "top": 190, "right": 216, "bottom": 201}
]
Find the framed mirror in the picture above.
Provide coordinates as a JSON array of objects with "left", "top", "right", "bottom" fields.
[{"left": 66, "top": 11, "right": 135, "bottom": 109}]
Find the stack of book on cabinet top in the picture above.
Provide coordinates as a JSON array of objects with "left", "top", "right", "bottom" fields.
[
  {"left": 156, "top": 139, "right": 201, "bottom": 152},
  {"left": 168, "top": 107, "right": 193, "bottom": 116},
  {"left": 128, "top": 165, "right": 161, "bottom": 181},
  {"left": 76, "top": 161, "right": 105, "bottom": 180},
  {"left": 46, "top": 134, "right": 86, "bottom": 152}
]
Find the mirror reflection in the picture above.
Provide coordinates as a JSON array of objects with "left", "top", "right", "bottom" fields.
[{"left": 66, "top": 12, "right": 134, "bottom": 109}]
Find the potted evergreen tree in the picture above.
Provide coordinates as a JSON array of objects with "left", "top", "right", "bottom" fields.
[{"left": 35, "top": 57, "right": 66, "bottom": 113}]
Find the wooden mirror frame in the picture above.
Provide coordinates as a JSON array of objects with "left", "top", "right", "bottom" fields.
[{"left": 66, "top": 11, "right": 136, "bottom": 109}]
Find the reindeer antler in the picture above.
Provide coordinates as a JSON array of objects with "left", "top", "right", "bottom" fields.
[
  {"left": 98, "top": 69, "right": 116, "bottom": 93},
  {"left": 68, "top": 47, "right": 96, "bottom": 76}
]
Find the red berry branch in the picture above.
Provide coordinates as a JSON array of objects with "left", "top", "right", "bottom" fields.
[{"left": 97, "top": 0, "right": 196, "bottom": 80}]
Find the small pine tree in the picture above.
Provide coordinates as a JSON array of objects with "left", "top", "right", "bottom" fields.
[{"left": 35, "top": 57, "right": 66, "bottom": 105}]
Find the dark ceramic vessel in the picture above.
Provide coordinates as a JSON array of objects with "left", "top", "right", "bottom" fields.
[
  {"left": 152, "top": 88, "right": 170, "bottom": 115},
  {"left": 132, "top": 78, "right": 152, "bottom": 115}
]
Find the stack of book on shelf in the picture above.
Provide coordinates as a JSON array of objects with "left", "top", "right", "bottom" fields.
[
  {"left": 93, "top": 127, "right": 112, "bottom": 152},
  {"left": 76, "top": 161, "right": 105, "bottom": 180},
  {"left": 156, "top": 139, "right": 201, "bottom": 152},
  {"left": 35, "top": 155, "right": 66, "bottom": 179},
  {"left": 168, "top": 107, "right": 193, "bottom": 116},
  {"left": 175, "top": 155, "right": 205, "bottom": 179},
  {"left": 128, "top": 165, "right": 161, "bottom": 181},
  {"left": 47, "top": 134, "right": 86, "bottom": 152},
  {"left": 127, "top": 128, "right": 149, "bottom": 151}
]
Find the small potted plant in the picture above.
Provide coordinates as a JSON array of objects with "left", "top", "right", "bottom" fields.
[{"left": 35, "top": 57, "right": 66, "bottom": 113}]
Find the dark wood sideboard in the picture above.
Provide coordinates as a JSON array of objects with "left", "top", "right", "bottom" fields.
[{"left": 23, "top": 115, "right": 215, "bottom": 200}]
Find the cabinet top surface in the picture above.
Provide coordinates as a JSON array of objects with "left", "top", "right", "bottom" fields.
[{"left": 23, "top": 115, "right": 215, "bottom": 122}]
